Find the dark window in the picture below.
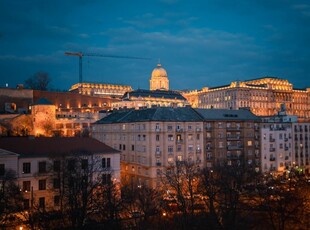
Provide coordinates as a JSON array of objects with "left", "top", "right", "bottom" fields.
[
  {"left": 107, "top": 158, "right": 111, "bottom": 168},
  {"left": 38, "top": 161, "right": 46, "bottom": 173},
  {"left": 81, "top": 159, "right": 88, "bottom": 170},
  {"left": 39, "top": 197, "right": 45, "bottom": 209},
  {"left": 0, "top": 164, "right": 4, "bottom": 176},
  {"left": 119, "top": 144, "right": 122, "bottom": 150},
  {"left": 102, "top": 174, "right": 112, "bottom": 185},
  {"left": 23, "top": 199, "right": 30, "bottom": 210},
  {"left": 156, "top": 135, "right": 160, "bottom": 141},
  {"left": 23, "top": 163, "right": 31, "bottom": 174},
  {"left": 53, "top": 178, "right": 60, "bottom": 189},
  {"left": 68, "top": 159, "right": 75, "bottom": 171},
  {"left": 123, "top": 144, "right": 126, "bottom": 150},
  {"left": 54, "top": 195, "right": 60, "bottom": 206},
  {"left": 102, "top": 158, "right": 111, "bottom": 168},
  {"left": 23, "top": 181, "right": 31, "bottom": 192},
  {"left": 131, "top": 145, "right": 135, "bottom": 151},
  {"left": 53, "top": 160, "right": 60, "bottom": 172},
  {"left": 102, "top": 158, "right": 106, "bottom": 168},
  {"left": 39, "top": 180, "right": 46, "bottom": 190}
]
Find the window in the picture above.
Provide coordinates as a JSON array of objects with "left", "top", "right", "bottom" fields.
[
  {"left": 188, "top": 145, "right": 193, "bottom": 152},
  {"left": 81, "top": 159, "right": 88, "bottom": 170},
  {"left": 168, "top": 146, "right": 173, "bottom": 153},
  {"left": 23, "top": 181, "right": 31, "bottom": 192},
  {"left": 53, "top": 160, "right": 60, "bottom": 172},
  {"left": 39, "top": 180, "right": 46, "bottom": 190},
  {"left": 53, "top": 178, "right": 60, "bottom": 189},
  {"left": 247, "top": 141, "right": 253, "bottom": 146},
  {"left": 38, "top": 161, "right": 46, "bottom": 173},
  {"left": 102, "top": 157, "right": 111, "bottom": 168},
  {"left": 167, "top": 125, "right": 173, "bottom": 131},
  {"left": 0, "top": 164, "right": 4, "bottom": 176},
  {"left": 103, "top": 174, "right": 112, "bottom": 185},
  {"left": 188, "top": 134, "right": 193, "bottom": 140},
  {"left": 39, "top": 197, "right": 45, "bottom": 209},
  {"left": 196, "top": 134, "right": 200, "bottom": 140},
  {"left": 23, "top": 162, "right": 31, "bottom": 174},
  {"left": 68, "top": 159, "right": 75, "bottom": 171},
  {"left": 123, "top": 144, "right": 126, "bottom": 150},
  {"left": 168, "top": 135, "right": 174, "bottom": 141},
  {"left": 156, "top": 135, "right": 160, "bottom": 141},
  {"left": 23, "top": 199, "right": 30, "bottom": 210},
  {"left": 131, "top": 145, "right": 135, "bottom": 151},
  {"left": 119, "top": 144, "right": 122, "bottom": 150},
  {"left": 54, "top": 195, "right": 60, "bottom": 206}
]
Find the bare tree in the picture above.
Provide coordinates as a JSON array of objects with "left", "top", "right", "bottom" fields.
[
  {"left": 0, "top": 169, "right": 24, "bottom": 228},
  {"left": 25, "top": 71, "right": 51, "bottom": 91}
]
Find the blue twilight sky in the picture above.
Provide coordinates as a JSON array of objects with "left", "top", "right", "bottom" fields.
[{"left": 1, "top": 0, "right": 310, "bottom": 91}]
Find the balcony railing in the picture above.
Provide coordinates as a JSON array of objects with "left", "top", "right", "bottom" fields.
[
  {"left": 227, "top": 145, "right": 243, "bottom": 150},
  {"left": 270, "top": 157, "right": 276, "bottom": 161},
  {"left": 226, "top": 135, "right": 241, "bottom": 140},
  {"left": 269, "top": 138, "right": 275, "bottom": 142},
  {"left": 176, "top": 128, "right": 184, "bottom": 132},
  {"left": 270, "top": 147, "right": 276, "bottom": 152}
]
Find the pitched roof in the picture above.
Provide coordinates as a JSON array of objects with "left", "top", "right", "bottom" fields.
[
  {"left": 0, "top": 137, "right": 119, "bottom": 157},
  {"left": 96, "top": 107, "right": 203, "bottom": 123},
  {"left": 195, "top": 108, "right": 260, "bottom": 121},
  {"left": 122, "top": 89, "right": 186, "bottom": 100}
]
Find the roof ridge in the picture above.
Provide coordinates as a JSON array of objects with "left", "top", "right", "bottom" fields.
[{"left": 118, "top": 110, "right": 134, "bottom": 122}]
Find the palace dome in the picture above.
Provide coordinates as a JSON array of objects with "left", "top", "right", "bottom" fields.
[{"left": 151, "top": 63, "right": 167, "bottom": 78}]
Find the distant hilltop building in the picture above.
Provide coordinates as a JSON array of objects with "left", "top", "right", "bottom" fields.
[
  {"left": 183, "top": 77, "right": 310, "bottom": 121},
  {"left": 69, "top": 82, "right": 133, "bottom": 98},
  {"left": 112, "top": 63, "right": 188, "bottom": 109},
  {"left": 150, "top": 63, "right": 169, "bottom": 91}
]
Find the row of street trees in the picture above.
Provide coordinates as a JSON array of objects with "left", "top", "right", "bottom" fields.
[{"left": 1, "top": 158, "right": 309, "bottom": 229}]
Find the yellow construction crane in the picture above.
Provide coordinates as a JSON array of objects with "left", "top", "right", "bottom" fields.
[{"left": 65, "top": 51, "right": 151, "bottom": 83}]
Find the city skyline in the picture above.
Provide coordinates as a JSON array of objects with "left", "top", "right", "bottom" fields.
[{"left": 1, "top": 0, "right": 310, "bottom": 91}]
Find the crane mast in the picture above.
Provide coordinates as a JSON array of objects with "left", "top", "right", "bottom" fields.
[{"left": 64, "top": 51, "right": 150, "bottom": 83}]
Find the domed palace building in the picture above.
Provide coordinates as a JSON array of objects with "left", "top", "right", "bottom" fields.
[
  {"left": 112, "top": 63, "right": 188, "bottom": 109},
  {"left": 150, "top": 63, "right": 169, "bottom": 91}
]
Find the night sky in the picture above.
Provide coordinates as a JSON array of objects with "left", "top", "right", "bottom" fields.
[{"left": 1, "top": 0, "right": 310, "bottom": 91}]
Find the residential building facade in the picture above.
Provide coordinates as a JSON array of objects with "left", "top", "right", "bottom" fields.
[
  {"left": 0, "top": 137, "right": 120, "bottom": 211},
  {"left": 92, "top": 107, "right": 205, "bottom": 188}
]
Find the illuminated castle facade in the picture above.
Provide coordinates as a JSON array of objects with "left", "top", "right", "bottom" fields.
[{"left": 183, "top": 77, "right": 310, "bottom": 121}]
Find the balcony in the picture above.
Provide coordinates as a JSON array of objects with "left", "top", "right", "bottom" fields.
[
  {"left": 155, "top": 128, "right": 161, "bottom": 132},
  {"left": 255, "top": 135, "right": 260, "bottom": 140},
  {"left": 227, "top": 145, "right": 243, "bottom": 150},
  {"left": 228, "top": 154, "right": 242, "bottom": 159},
  {"left": 285, "top": 156, "right": 289, "bottom": 160},
  {"left": 205, "top": 126, "right": 212, "bottom": 130},
  {"left": 156, "top": 162, "right": 162, "bottom": 166},
  {"left": 196, "top": 128, "right": 202, "bottom": 132},
  {"left": 206, "top": 146, "right": 213, "bottom": 150},
  {"left": 284, "top": 138, "right": 288, "bottom": 142},
  {"left": 226, "top": 135, "right": 241, "bottom": 140},
  {"left": 270, "top": 157, "right": 276, "bottom": 161},
  {"left": 269, "top": 138, "right": 275, "bottom": 142},
  {"left": 227, "top": 126, "right": 242, "bottom": 131},
  {"left": 196, "top": 149, "right": 202, "bottom": 153},
  {"left": 176, "top": 139, "right": 184, "bottom": 143},
  {"left": 176, "top": 128, "right": 184, "bottom": 132},
  {"left": 269, "top": 147, "right": 276, "bottom": 152},
  {"left": 155, "top": 151, "right": 161, "bottom": 156},
  {"left": 285, "top": 147, "right": 289, "bottom": 151}
]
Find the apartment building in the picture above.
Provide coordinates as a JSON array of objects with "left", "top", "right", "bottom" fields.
[
  {"left": 292, "top": 123, "right": 310, "bottom": 174},
  {"left": 0, "top": 137, "right": 120, "bottom": 211},
  {"left": 195, "top": 109, "right": 261, "bottom": 171},
  {"left": 92, "top": 107, "right": 205, "bottom": 187},
  {"left": 92, "top": 107, "right": 261, "bottom": 187},
  {"left": 260, "top": 114, "right": 295, "bottom": 174}
]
